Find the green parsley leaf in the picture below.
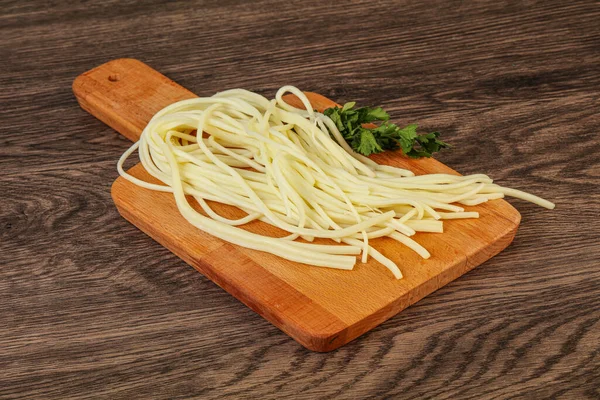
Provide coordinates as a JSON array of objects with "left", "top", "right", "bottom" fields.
[
  {"left": 321, "top": 103, "right": 449, "bottom": 158},
  {"left": 354, "top": 128, "right": 383, "bottom": 156},
  {"left": 341, "top": 102, "right": 356, "bottom": 112}
]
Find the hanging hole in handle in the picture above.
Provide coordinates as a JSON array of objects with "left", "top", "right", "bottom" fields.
[{"left": 108, "top": 74, "right": 120, "bottom": 82}]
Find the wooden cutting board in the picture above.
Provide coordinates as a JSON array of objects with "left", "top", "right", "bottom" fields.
[{"left": 73, "top": 58, "right": 521, "bottom": 352}]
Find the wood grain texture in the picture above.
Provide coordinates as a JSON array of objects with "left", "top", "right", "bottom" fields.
[
  {"left": 74, "top": 58, "right": 522, "bottom": 352},
  {"left": 1, "top": 0, "right": 599, "bottom": 397}
]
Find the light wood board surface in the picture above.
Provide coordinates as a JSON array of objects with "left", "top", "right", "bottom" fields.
[{"left": 73, "top": 58, "right": 521, "bottom": 351}]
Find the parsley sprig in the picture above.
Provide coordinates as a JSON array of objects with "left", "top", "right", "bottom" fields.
[{"left": 322, "top": 102, "right": 449, "bottom": 157}]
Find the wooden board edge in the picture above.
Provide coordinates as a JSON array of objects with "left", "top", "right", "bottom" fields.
[{"left": 487, "top": 200, "right": 522, "bottom": 227}]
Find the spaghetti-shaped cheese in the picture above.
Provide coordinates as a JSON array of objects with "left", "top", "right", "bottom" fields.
[{"left": 118, "top": 86, "right": 554, "bottom": 279}]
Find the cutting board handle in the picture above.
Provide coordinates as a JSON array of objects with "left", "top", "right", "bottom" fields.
[
  {"left": 73, "top": 58, "right": 197, "bottom": 142},
  {"left": 73, "top": 58, "right": 339, "bottom": 143}
]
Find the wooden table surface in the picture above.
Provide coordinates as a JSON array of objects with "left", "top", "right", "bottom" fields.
[{"left": 2, "top": 1, "right": 599, "bottom": 398}]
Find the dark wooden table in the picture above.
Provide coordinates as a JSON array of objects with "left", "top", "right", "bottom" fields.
[{"left": 2, "top": 1, "right": 599, "bottom": 398}]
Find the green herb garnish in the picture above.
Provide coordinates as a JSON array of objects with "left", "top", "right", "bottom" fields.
[{"left": 322, "top": 103, "right": 449, "bottom": 157}]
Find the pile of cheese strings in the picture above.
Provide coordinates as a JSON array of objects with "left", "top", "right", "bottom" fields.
[{"left": 118, "top": 86, "right": 554, "bottom": 279}]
